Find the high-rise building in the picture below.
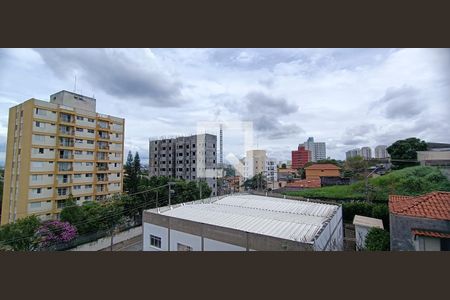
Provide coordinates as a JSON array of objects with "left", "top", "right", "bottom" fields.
[
  {"left": 361, "top": 147, "right": 372, "bottom": 160},
  {"left": 244, "top": 150, "right": 267, "bottom": 180},
  {"left": 346, "top": 148, "right": 362, "bottom": 160},
  {"left": 291, "top": 145, "right": 311, "bottom": 169},
  {"left": 303, "top": 137, "right": 326, "bottom": 162},
  {"left": 374, "top": 145, "right": 390, "bottom": 159},
  {"left": 243, "top": 150, "right": 277, "bottom": 183},
  {"left": 1, "top": 90, "right": 125, "bottom": 225},
  {"left": 149, "top": 134, "right": 217, "bottom": 196}
]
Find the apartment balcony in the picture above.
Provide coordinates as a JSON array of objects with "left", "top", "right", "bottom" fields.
[
  {"left": 97, "top": 153, "right": 108, "bottom": 161},
  {"left": 98, "top": 121, "right": 109, "bottom": 129},
  {"left": 96, "top": 185, "right": 107, "bottom": 193},
  {"left": 97, "top": 133, "right": 110, "bottom": 140},
  {"left": 60, "top": 113, "right": 75, "bottom": 123},
  {"left": 97, "top": 163, "right": 109, "bottom": 171},
  {"left": 58, "top": 163, "right": 73, "bottom": 172},
  {"left": 59, "top": 129, "right": 74, "bottom": 136},
  {"left": 97, "top": 143, "right": 109, "bottom": 150},
  {"left": 96, "top": 175, "right": 109, "bottom": 182},
  {"left": 59, "top": 152, "right": 73, "bottom": 160},
  {"left": 59, "top": 139, "right": 75, "bottom": 147}
]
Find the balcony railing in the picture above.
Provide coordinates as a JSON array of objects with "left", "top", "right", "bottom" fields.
[
  {"left": 59, "top": 141, "right": 74, "bottom": 147},
  {"left": 97, "top": 165, "right": 108, "bottom": 171},
  {"left": 59, "top": 129, "right": 74, "bottom": 135},
  {"left": 58, "top": 165, "right": 73, "bottom": 172},
  {"left": 59, "top": 154, "right": 73, "bottom": 159}
]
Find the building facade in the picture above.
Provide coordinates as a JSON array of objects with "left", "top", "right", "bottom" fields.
[
  {"left": 149, "top": 134, "right": 218, "bottom": 196},
  {"left": 1, "top": 90, "right": 125, "bottom": 224},
  {"left": 243, "top": 150, "right": 267, "bottom": 179},
  {"left": 346, "top": 148, "right": 362, "bottom": 160},
  {"left": 389, "top": 192, "right": 450, "bottom": 251},
  {"left": 360, "top": 147, "right": 372, "bottom": 160},
  {"left": 303, "top": 137, "right": 326, "bottom": 162},
  {"left": 305, "top": 164, "right": 341, "bottom": 180},
  {"left": 291, "top": 145, "right": 311, "bottom": 169},
  {"left": 374, "top": 145, "right": 389, "bottom": 159},
  {"left": 143, "top": 194, "right": 343, "bottom": 251}
]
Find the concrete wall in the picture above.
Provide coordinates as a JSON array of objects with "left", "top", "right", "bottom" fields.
[
  {"left": 313, "top": 206, "right": 344, "bottom": 251},
  {"left": 69, "top": 226, "right": 142, "bottom": 251},
  {"left": 390, "top": 213, "right": 450, "bottom": 251},
  {"left": 143, "top": 211, "right": 315, "bottom": 251}
]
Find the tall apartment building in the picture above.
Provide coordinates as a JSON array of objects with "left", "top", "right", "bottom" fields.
[
  {"left": 374, "top": 145, "right": 390, "bottom": 159},
  {"left": 149, "top": 134, "right": 218, "bottom": 196},
  {"left": 291, "top": 145, "right": 311, "bottom": 169},
  {"left": 243, "top": 150, "right": 277, "bottom": 182},
  {"left": 1, "top": 90, "right": 124, "bottom": 225},
  {"left": 361, "top": 147, "right": 372, "bottom": 160},
  {"left": 304, "top": 137, "right": 326, "bottom": 162},
  {"left": 346, "top": 148, "right": 362, "bottom": 160}
]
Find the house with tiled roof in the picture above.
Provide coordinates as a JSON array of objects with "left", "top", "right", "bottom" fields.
[
  {"left": 305, "top": 164, "right": 341, "bottom": 180},
  {"left": 389, "top": 191, "right": 450, "bottom": 251}
]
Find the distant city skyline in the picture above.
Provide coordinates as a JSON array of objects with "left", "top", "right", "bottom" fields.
[{"left": 1, "top": 48, "right": 449, "bottom": 164}]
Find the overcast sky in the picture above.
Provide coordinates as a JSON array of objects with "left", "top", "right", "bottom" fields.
[{"left": 0, "top": 48, "right": 449, "bottom": 165}]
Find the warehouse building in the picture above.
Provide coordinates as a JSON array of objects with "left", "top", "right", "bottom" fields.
[{"left": 143, "top": 194, "right": 343, "bottom": 251}]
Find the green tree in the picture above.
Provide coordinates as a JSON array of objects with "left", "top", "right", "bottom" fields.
[
  {"left": 344, "top": 156, "right": 368, "bottom": 180},
  {"left": 133, "top": 152, "right": 141, "bottom": 176},
  {"left": 281, "top": 163, "right": 287, "bottom": 169},
  {"left": 243, "top": 173, "right": 267, "bottom": 190},
  {"left": 364, "top": 228, "right": 390, "bottom": 251},
  {"left": 60, "top": 195, "right": 84, "bottom": 227},
  {"left": 124, "top": 151, "right": 134, "bottom": 193},
  {"left": 0, "top": 215, "right": 41, "bottom": 251},
  {"left": 387, "top": 137, "right": 427, "bottom": 169}
]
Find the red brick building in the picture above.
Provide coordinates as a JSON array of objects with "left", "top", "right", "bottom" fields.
[{"left": 292, "top": 145, "right": 311, "bottom": 169}]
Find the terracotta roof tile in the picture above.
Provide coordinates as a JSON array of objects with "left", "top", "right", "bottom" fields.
[
  {"left": 286, "top": 179, "right": 321, "bottom": 188},
  {"left": 305, "top": 164, "right": 341, "bottom": 170},
  {"left": 412, "top": 230, "right": 450, "bottom": 239},
  {"left": 389, "top": 191, "right": 450, "bottom": 221}
]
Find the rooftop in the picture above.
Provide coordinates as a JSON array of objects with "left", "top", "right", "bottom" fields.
[
  {"left": 286, "top": 179, "right": 321, "bottom": 188},
  {"left": 305, "top": 164, "right": 341, "bottom": 170},
  {"left": 353, "top": 215, "right": 384, "bottom": 229},
  {"left": 153, "top": 194, "right": 340, "bottom": 243},
  {"left": 412, "top": 229, "right": 450, "bottom": 239},
  {"left": 389, "top": 191, "right": 450, "bottom": 221}
]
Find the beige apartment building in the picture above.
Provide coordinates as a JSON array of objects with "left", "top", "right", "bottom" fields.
[{"left": 1, "top": 90, "right": 124, "bottom": 225}]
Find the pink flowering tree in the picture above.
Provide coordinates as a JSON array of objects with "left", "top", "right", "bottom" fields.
[{"left": 37, "top": 220, "right": 78, "bottom": 249}]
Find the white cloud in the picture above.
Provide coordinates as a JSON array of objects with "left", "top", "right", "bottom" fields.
[{"left": 0, "top": 48, "right": 448, "bottom": 165}]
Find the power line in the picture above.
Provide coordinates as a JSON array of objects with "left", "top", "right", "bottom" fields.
[{"left": 0, "top": 186, "right": 173, "bottom": 247}]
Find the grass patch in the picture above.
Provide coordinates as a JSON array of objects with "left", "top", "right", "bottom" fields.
[{"left": 284, "top": 166, "right": 450, "bottom": 201}]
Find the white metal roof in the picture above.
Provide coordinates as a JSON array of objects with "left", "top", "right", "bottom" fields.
[
  {"left": 158, "top": 194, "right": 339, "bottom": 243},
  {"left": 353, "top": 215, "right": 384, "bottom": 229}
]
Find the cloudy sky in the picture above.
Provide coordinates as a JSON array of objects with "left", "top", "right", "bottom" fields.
[{"left": 0, "top": 48, "right": 449, "bottom": 165}]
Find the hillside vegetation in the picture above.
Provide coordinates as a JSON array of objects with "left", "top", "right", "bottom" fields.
[{"left": 284, "top": 166, "right": 450, "bottom": 202}]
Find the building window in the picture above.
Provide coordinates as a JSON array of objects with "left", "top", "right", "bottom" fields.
[
  {"left": 88, "top": 129, "right": 95, "bottom": 133},
  {"left": 177, "top": 243, "right": 193, "bottom": 251},
  {"left": 38, "top": 148, "right": 44, "bottom": 154},
  {"left": 87, "top": 140, "right": 94, "bottom": 144},
  {"left": 77, "top": 116, "right": 84, "bottom": 120},
  {"left": 88, "top": 118, "right": 95, "bottom": 123},
  {"left": 150, "top": 235, "right": 162, "bottom": 249},
  {"left": 76, "top": 127, "right": 83, "bottom": 132}
]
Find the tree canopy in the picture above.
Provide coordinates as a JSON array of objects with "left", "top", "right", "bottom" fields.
[
  {"left": 364, "top": 228, "right": 390, "bottom": 251},
  {"left": 387, "top": 137, "right": 427, "bottom": 169}
]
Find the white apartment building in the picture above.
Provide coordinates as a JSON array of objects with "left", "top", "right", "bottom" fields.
[
  {"left": 304, "top": 137, "right": 326, "bottom": 162},
  {"left": 374, "top": 145, "right": 390, "bottom": 159}
]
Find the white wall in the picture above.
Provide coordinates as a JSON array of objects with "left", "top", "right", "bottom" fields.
[
  {"left": 355, "top": 225, "right": 370, "bottom": 251},
  {"left": 313, "top": 206, "right": 344, "bottom": 251},
  {"left": 32, "top": 134, "right": 56, "bottom": 146},
  {"left": 31, "top": 147, "right": 55, "bottom": 159},
  {"left": 29, "top": 174, "right": 54, "bottom": 186},
  {"left": 169, "top": 229, "right": 202, "bottom": 251},
  {"left": 30, "top": 161, "right": 54, "bottom": 172},
  {"left": 69, "top": 226, "right": 142, "bottom": 251},
  {"left": 143, "top": 223, "right": 169, "bottom": 251}
]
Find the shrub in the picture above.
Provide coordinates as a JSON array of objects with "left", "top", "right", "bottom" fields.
[
  {"left": 37, "top": 220, "right": 77, "bottom": 248},
  {"left": 342, "top": 202, "right": 373, "bottom": 222},
  {"left": 365, "top": 228, "right": 390, "bottom": 251}
]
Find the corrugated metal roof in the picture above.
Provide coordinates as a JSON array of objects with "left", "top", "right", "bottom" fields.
[{"left": 159, "top": 194, "right": 339, "bottom": 243}]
